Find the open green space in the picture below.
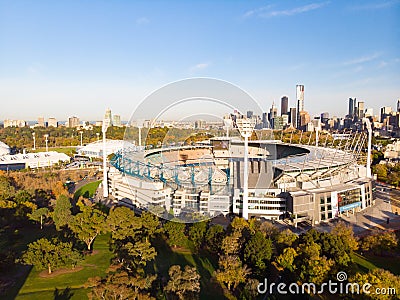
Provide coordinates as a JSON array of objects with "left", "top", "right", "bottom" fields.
[
  {"left": 31, "top": 147, "right": 77, "bottom": 156},
  {"left": 74, "top": 180, "right": 101, "bottom": 200},
  {"left": 16, "top": 233, "right": 113, "bottom": 300},
  {"left": 352, "top": 252, "right": 400, "bottom": 275}
]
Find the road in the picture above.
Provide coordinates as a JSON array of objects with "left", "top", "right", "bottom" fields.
[{"left": 375, "top": 182, "right": 400, "bottom": 213}]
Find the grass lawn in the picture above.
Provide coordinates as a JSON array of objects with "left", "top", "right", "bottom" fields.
[
  {"left": 352, "top": 252, "right": 400, "bottom": 275},
  {"left": 31, "top": 147, "right": 77, "bottom": 156},
  {"left": 74, "top": 180, "right": 101, "bottom": 200},
  {"left": 16, "top": 233, "right": 113, "bottom": 300}
]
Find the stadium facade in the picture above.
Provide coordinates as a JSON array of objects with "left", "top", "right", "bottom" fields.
[{"left": 108, "top": 135, "right": 373, "bottom": 225}]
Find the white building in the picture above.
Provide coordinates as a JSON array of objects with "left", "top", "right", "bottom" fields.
[
  {"left": 0, "top": 151, "right": 70, "bottom": 170},
  {"left": 77, "top": 139, "right": 136, "bottom": 158}
]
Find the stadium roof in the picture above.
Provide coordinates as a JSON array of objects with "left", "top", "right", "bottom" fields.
[
  {"left": 77, "top": 139, "right": 136, "bottom": 158},
  {"left": 0, "top": 141, "right": 10, "bottom": 156}
]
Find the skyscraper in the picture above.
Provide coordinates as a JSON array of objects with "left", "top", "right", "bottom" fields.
[
  {"left": 104, "top": 108, "right": 112, "bottom": 126},
  {"left": 290, "top": 107, "right": 297, "bottom": 128},
  {"left": 246, "top": 111, "right": 253, "bottom": 119},
  {"left": 113, "top": 114, "right": 122, "bottom": 127},
  {"left": 296, "top": 85, "right": 304, "bottom": 128},
  {"left": 357, "top": 101, "right": 365, "bottom": 119},
  {"left": 48, "top": 117, "right": 58, "bottom": 127},
  {"left": 397, "top": 99, "right": 400, "bottom": 112},
  {"left": 68, "top": 116, "right": 80, "bottom": 128},
  {"left": 348, "top": 98, "right": 357, "bottom": 117},
  {"left": 38, "top": 116, "right": 45, "bottom": 127},
  {"left": 281, "top": 96, "right": 288, "bottom": 116}
]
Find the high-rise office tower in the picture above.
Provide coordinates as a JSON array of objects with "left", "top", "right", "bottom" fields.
[
  {"left": 246, "top": 111, "right": 253, "bottom": 119},
  {"left": 113, "top": 114, "right": 122, "bottom": 127},
  {"left": 381, "top": 106, "right": 392, "bottom": 123},
  {"left": 397, "top": 99, "right": 400, "bottom": 112},
  {"left": 104, "top": 108, "right": 112, "bottom": 126},
  {"left": 48, "top": 117, "right": 58, "bottom": 127},
  {"left": 357, "top": 101, "right": 365, "bottom": 119},
  {"left": 348, "top": 98, "right": 357, "bottom": 117},
  {"left": 281, "top": 96, "right": 288, "bottom": 116},
  {"left": 68, "top": 116, "right": 80, "bottom": 128},
  {"left": 290, "top": 107, "right": 297, "bottom": 127},
  {"left": 38, "top": 116, "right": 45, "bottom": 127},
  {"left": 296, "top": 85, "right": 304, "bottom": 128},
  {"left": 320, "top": 112, "right": 329, "bottom": 124}
]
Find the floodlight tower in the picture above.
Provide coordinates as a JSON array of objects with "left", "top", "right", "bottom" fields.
[
  {"left": 79, "top": 131, "right": 83, "bottom": 147},
  {"left": 44, "top": 134, "right": 49, "bottom": 152},
  {"left": 137, "top": 119, "right": 144, "bottom": 147},
  {"left": 102, "top": 118, "right": 110, "bottom": 198},
  {"left": 236, "top": 118, "right": 256, "bottom": 220},
  {"left": 362, "top": 118, "right": 372, "bottom": 178},
  {"left": 223, "top": 118, "right": 233, "bottom": 138},
  {"left": 96, "top": 132, "right": 100, "bottom": 142},
  {"left": 32, "top": 132, "right": 36, "bottom": 150}
]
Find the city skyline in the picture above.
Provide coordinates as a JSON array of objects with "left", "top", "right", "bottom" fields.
[{"left": 0, "top": 1, "right": 399, "bottom": 120}]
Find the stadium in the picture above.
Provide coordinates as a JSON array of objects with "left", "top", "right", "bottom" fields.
[{"left": 108, "top": 128, "right": 374, "bottom": 225}]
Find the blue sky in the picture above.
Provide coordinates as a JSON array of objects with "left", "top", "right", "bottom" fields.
[{"left": 0, "top": 0, "right": 399, "bottom": 121}]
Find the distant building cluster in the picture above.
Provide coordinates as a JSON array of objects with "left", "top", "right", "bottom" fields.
[{"left": 2, "top": 108, "right": 123, "bottom": 130}]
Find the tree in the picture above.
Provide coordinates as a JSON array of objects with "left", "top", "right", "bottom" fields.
[
  {"left": 221, "top": 230, "right": 242, "bottom": 255},
  {"left": 188, "top": 221, "right": 207, "bottom": 252},
  {"left": 140, "top": 211, "right": 162, "bottom": 242},
  {"left": 275, "top": 247, "right": 298, "bottom": 272},
  {"left": 351, "top": 269, "right": 400, "bottom": 300},
  {"left": 106, "top": 206, "right": 142, "bottom": 241},
  {"left": 361, "top": 231, "right": 398, "bottom": 255},
  {"left": 88, "top": 271, "right": 156, "bottom": 300},
  {"left": 331, "top": 221, "right": 359, "bottom": 251},
  {"left": 243, "top": 231, "right": 273, "bottom": 271},
  {"left": 69, "top": 205, "right": 106, "bottom": 251},
  {"left": 276, "top": 229, "right": 298, "bottom": 248},
  {"left": 164, "top": 221, "right": 188, "bottom": 248},
  {"left": 121, "top": 241, "right": 157, "bottom": 271},
  {"left": 52, "top": 194, "right": 72, "bottom": 230},
  {"left": 0, "top": 175, "right": 15, "bottom": 201},
  {"left": 165, "top": 265, "right": 200, "bottom": 300},
  {"left": 205, "top": 224, "right": 225, "bottom": 253},
  {"left": 28, "top": 207, "right": 49, "bottom": 229},
  {"left": 215, "top": 255, "right": 250, "bottom": 291},
  {"left": 22, "top": 238, "right": 81, "bottom": 274}
]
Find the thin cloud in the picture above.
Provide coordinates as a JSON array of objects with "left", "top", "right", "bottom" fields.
[
  {"left": 244, "top": 2, "right": 329, "bottom": 19},
  {"left": 136, "top": 17, "right": 150, "bottom": 25},
  {"left": 378, "top": 61, "right": 388, "bottom": 68},
  {"left": 342, "top": 53, "right": 382, "bottom": 66},
  {"left": 190, "top": 62, "right": 211, "bottom": 72},
  {"left": 242, "top": 5, "right": 273, "bottom": 19},
  {"left": 350, "top": 0, "right": 399, "bottom": 10}
]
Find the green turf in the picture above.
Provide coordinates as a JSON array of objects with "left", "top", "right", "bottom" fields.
[
  {"left": 74, "top": 180, "right": 101, "bottom": 200},
  {"left": 16, "top": 233, "right": 113, "bottom": 300},
  {"left": 31, "top": 147, "right": 77, "bottom": 156},
  {"left": 352, "top": 252, "right": 400, "bottom": 275}
]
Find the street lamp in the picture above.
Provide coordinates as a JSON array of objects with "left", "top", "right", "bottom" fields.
[
  {"left": 32, "top": 132, "right": 36, "bottom": 150},
  {"left": 102, "top": 118, "right": 110, "bottom": 198},
  {"left": 236, "top": 118, "right": 256, "bottom": 220},
  {"left": 44, "top": 134, "right": 49, "bottom": 152}
]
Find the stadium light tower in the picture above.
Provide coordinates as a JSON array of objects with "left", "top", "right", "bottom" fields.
[
  {"left": 223, "top": 118, "right": 233, "bottom": 138},
  {"left": 137, "top": 119, "right": 144, "bottom": 147},
  {"left": 79, "top": 131, "right": 83, "bottom": 147},
  {"left": 102, "top": 118, "right": 110, "bottom": 198},
  {"left": 236, "top": 118, "right": 256, "bottom": 220},
  {"left": 32, "top": 132, "right": 36, "bottom": 150},
  {"left": 44, "top": 134, "right": 49, "bottom": 152},
  {"left": 96, "top": 132, "right": 100, "bottom": 142},
  {"left": 362, "top": 118, "right": 372, "bottom": 178}
]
